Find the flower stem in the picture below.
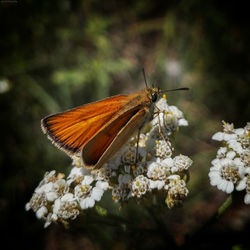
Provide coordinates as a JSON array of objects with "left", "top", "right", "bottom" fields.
[{"left": 217, "top": 195, "right": 232, "bottom": 217}]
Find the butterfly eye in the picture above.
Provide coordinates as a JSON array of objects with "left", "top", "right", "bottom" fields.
[{"left": 151, "top": 93, "right": 158, "bottom": 103}]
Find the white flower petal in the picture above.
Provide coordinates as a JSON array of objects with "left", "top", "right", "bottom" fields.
[
  {"left": 234, "top": 128, "right": 244, "bottom": 135},
  {"left": 96, "top": 181, "right": 109, "bottom": 190},
  {"left": 228, "top": 140, "right": 243, "bottom": 154},
  {"left": 245, "top": 167, "right": 250, "bottom": 175},
  {"left": 217, "top": 147, "right": 227, "bottom": 155},
  {"left": 224, "top": 133, "right": 237, "bottom": 141},
  {"left": 226, "top": 151, "right": 236, "bottom": 160},
  {"left": 25, "top": 203, "right": 31, "bottom": 211},
  {"left": 82, "top": 175, "right": 94, "bottom": 185},
  {"left": 46, "top": 191, "right": 58, "bottom": 202},
  {"left": 225, "top": 181, "right": 234, "bottom": 193},
  {"left": 149, "top": 180, "right": 165, "bottom": 190},
  {"left": 212, "top": 132, "right": 224, "bottom": 141},
  {"left": 178, "top": 118, "right": 188, "bottom": 126},
  {"left": 80, "top": 197, "right": 95, "bottom": 209},
  {"left": 61, "top": 193, "right": 74, "bottom": 202},
  {"left": 91, "top": 187, "right": 104, "bottom": 201},
  {"left": 236, "top": 179, "right": 247, "bottom": 191},
  {"left": 36, "top": 206, "right": 48, "bottom": 219},
  {"left": 244, "top": 193, "right": 250, "bottom": 204},
  {"left": 53, "top": 198, "right": 61, "bottom": 214}
]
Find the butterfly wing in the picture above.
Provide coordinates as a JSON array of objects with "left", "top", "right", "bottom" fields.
[
  {"left": 82, "top": 107, "right": 150, "bottom": 169},
  {"left": 41, "top": 95, "right": 134, "bottom": 157}
]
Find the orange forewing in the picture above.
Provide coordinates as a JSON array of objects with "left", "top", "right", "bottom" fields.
[
  {"left": 41, "top": 95, "right": 140, "bottom": 157},
  {"left": 82, "top": 108, "right": 148, "bottom": 169},
  {"left": 81, "top": 107, "right": 140, "bottom": 166}
]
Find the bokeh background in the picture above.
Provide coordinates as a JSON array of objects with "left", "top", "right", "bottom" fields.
[{"left": 0, "top": 0, "right": 249, "bottom": 249}]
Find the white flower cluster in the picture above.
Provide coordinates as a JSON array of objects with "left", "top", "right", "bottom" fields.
[
  {"left": 26, "top": 96, "right": 192, "bottom": 227},
  {"left": 209, "top": 121, "right": 250, "bottom": 204},
  {"left": 25, "top": 169, "right": 109, "bottom": 227}
]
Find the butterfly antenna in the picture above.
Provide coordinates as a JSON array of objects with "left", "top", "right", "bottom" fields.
[
  {"left": 142, "top": 68, "right": 149, "bottom": 88},
  {"left": 160, "top": 87, "right": 189, "bottom": 93}
]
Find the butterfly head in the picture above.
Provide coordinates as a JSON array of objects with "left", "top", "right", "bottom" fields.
[{"left": 144, "top": 86, "right": 160, "bottom": 104}]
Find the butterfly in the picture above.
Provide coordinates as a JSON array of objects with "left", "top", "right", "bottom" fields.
[{"left": 41, "top": 74, "right": 188, "bottom": 169}]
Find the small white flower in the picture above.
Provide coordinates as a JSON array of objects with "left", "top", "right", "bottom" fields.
[
  {"left": 45, "top": 179, "right": 69, "bottom": 202},
  {"left": 166, "top": 175, "right": 189, "bottom": 208},
  {"left": 172, "top": 154, "right": 193, "bottom": 172},
  {"left": 147, "top": 160, "right": 171, "bottom": 180},
  {"left": 210, "top": 121, "right": 250, "bottom": 204},
  {"left": 121, "top": 146, "right": 137, "bottom": 165},
  {"left": 111, "top": 185, "right": 130, "bottom": 202},
  {"left": 74, "top": 184, "right": 91, "bottom": 201},
  {"left": 154, "top": 139, "right": 172, "bottom": 159},
  {"left": 131, "top": 175, "right": 149, "bottom": 197},
  {"left": 209, "top": 156, "right": 244, "bottom": 194},
  {"left": 53, "top": 193, "right": 79, "bottom": 220},
  {"left": 67, "top": 166, "right": 85, "bottom": 184},
  {"left": 120, "top": 146, "right": 147, "bottom": 165}
]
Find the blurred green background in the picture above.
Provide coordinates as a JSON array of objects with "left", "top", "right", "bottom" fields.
[{"left": 0, "top": 0, "right": 249, "bottom": 249}]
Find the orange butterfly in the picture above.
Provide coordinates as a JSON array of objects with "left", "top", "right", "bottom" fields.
[{"left": 41, "top": 81, "right": 188, "bottom": 169}]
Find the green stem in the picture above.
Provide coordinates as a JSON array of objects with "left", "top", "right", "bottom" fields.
[{"left": 217, "top": 195, "right": 232, "bottom": 217}]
